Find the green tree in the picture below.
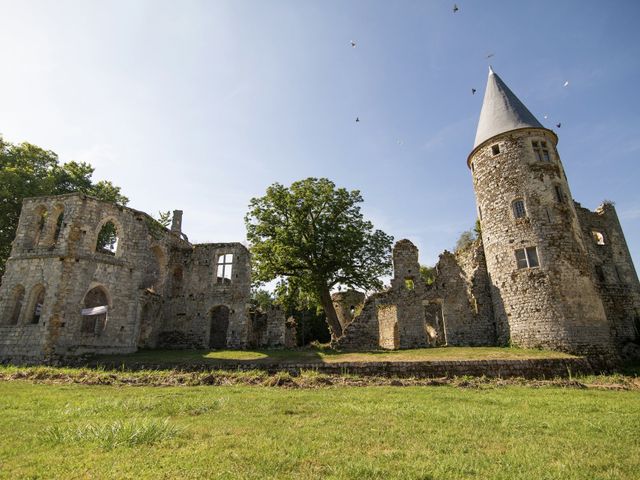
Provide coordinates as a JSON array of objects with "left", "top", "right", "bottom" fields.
[
  {"left": 245, "top": 177, "right": 393, "bottom": 339},
  {"left": 420, "top": 265, "right": 436, "bottom": 285},
  {"left": 156, "top": 211, "right": 172, "bottom": 228},
  {"left": 455, "top": 229, "right": 476, "bottom": 252},
  {"left": 0, "top": 138, "right": 128, "bottom": 277}
]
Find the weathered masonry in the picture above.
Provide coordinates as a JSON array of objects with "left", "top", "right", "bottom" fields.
[
  {"left": 1, "top": 68, "right": 639, "bottom": 362},
  {"left": 0, "top": 194, "right": 289, "bottom": 362},
  {"left": 336, "top": 68, "right": 640, "bottom": 359}
]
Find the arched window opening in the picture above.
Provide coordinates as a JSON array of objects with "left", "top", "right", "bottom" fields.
[
  {"left": 7, "top": 285, "right": 25, "bottom": 325},
  {"left": 81, "top": 287, "right": 109, "bottom": 335},
  {"left": 209, "top": 305, "right": 230, "bottom": 349},
  {"left": 26, "top": 285, "right": 45, "bottom": 324},
  {"left": 512, "top": 199, "right": 526, "bottom": 219},
  {"left": 96, "top": 221, "right": 119, "bottom": 255},
  {"left": 171, "top": 266, "right": 184, "bottom": 297},
  {"left": 53, "top": 211, "right": 64, "bottom": 244},
  {"left": 33, "top": 206, "right": 48, "bottom": 246},
  {"left": 148, "top": 246, "right": 166, "bottom": 292},
  {"left": 591, "top": 230, "right": 605, "bottom": 246}
]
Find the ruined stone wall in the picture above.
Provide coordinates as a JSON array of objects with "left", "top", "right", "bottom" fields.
[
  {"left": 0, "top": 194, "right": 286, "bottom": 361},
  {"left": 331, "top": 290, "right": 365, "bottom": 330},
  {"left": 0, "top": 194, "right": 183, "bottom": 361},
  {"left": 575, "top": 202, "right": 640, "bottom": 354},
  {"left": 432, "top": 241, "right": 496, "bottom": 346},
  {"left": 470, "top": 128, "right": 613, "bottom": 355},
  {"left": 159, "top": 242, "right": 252, "bottom": 349},
  {"left": 336, "top": 239, "right": 494, "bottom": 350}
]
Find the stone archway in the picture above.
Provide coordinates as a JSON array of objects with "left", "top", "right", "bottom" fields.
[{"left": 209, "top": 305, "right": 230, "bottom": 349}]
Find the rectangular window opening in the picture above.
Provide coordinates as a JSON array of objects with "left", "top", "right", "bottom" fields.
[
  {"left": 513, "top": 200, "right": 526, "bottom": 219},
  {"left": 554, "top": 186, "right": 564, "bottom": 203},
  {"left": 491, "top": 144, "right": 500, "bottom": 155},
  {"left": 515, "top": 247, "right": 539, "bottom": 269},
  {"left": 216, "top": 253, "right": 234, "bottom": 285}
]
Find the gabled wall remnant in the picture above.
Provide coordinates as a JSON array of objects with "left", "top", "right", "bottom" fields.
[{"left": 335, "top": 239, "right": 496, "bottom": 350}]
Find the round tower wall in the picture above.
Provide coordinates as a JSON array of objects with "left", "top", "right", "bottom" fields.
[{"left": 470, "top": 128, "right": 613, "bottom": 355}]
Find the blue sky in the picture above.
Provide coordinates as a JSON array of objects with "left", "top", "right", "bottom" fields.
[{"left": 1, "top": 0, "right": 639, "bottom": 269}]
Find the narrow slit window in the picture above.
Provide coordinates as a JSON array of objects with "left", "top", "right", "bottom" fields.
[
  {"left": 512, "top": 199, "right": 526, "bottom": 219},
  {"left": 491, "top": 144, "right": 500, "bottom": 155},
  {"left": 595, "top": 265, "right": 606, "bottom": 283},
  {"left": 554, "top": 186, "right": 564, "bottom": 203},
  {"left": 216, "top": 254, "right": 233, "bottom": 285}
]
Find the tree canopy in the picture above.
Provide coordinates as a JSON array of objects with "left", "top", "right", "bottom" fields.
[
  {"left": 245, "top": 177, "right": 393, "bottom": 338},
  {"left": 0, "top": 137, "right": 128, "bottom": 277}
]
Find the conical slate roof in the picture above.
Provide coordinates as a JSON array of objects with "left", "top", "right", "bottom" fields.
[{"left": 473, "top": 68, "right": 543, "bottom": 148}]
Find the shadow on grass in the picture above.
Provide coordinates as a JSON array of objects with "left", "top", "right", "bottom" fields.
[{"left": 94, "top": 345, "right": 576, "bottom": 368}]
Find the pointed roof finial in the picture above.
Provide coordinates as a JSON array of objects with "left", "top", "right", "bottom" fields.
[{"left": 473, "top": 68, "right": 543, "bottom": 148}]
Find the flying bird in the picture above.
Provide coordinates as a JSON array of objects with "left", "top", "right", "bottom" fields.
[
  {"left": 350, "top": 40, "right": 356, "bottom": 48},
  {"left": 563, "top": 80, "right": 569, "bottom": 87},
  {"left": 355, "top": 117, "right": 360, "bottom": 123},
  {"left": 556, "top": 123, "right": 562, "bottom": 128},
  {"left": 486, "top": 53, "right": 495, "bottom": 59},
  {"left": 472, "top": 88, "right": 477, "bottom": 95},
  {"left": 453, "top": 4, "right": 459, "bottom": 13}
]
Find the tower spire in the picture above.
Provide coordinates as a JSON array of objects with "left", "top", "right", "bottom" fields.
[{"left": 473, "top": 69, "right": 543, "bottom": 148}]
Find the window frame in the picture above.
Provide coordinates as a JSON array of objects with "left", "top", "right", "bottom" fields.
[
  {"left": 515, "top": 246, "right": 540, "bottom": 269},
  {"left": 512, "top": 199, "right": 526, "bottom": 219},
  {"left": 532, "top": 140, "right": 551, "bottom": 162},
  {"left": 216, "top": 253, "right": 234, "bottom": 285}
]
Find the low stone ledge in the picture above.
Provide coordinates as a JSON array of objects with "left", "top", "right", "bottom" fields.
[{"left": 83, "top": 357, "right": 602, "bottom": 379}]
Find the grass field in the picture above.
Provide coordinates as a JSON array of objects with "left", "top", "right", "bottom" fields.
[
  {"left": 1, "top": 378, "right": 639, "bottom": 479},
  {"left": 97, "top": 345, "right": 575, "bottom": 367}
]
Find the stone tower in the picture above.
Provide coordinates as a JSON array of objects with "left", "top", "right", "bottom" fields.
[{"left": 468, "top": 68, "right": 613, "bottom": 355}]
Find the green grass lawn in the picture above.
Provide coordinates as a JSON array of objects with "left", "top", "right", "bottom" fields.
[
  {"left": 1, "top": 380, "right": 638, "bottom": 479},
  {"left": 97, "top": 346, "right": 575, "bottom": 367}
]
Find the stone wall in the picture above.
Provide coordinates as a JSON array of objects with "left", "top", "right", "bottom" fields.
[
  {"left": 469, "top": 128, "right": 614, "bottom": 356},
  {"left": 336, "top": 239, "right": 495, "bottom": 350},
  {"left": 0, "top": 193, "right": 285, "bottom": 361},
  {"left": 331, "top": 290, "right": 365, "bottom": 329},
  {"left": 575, "top": 202, "right": 640, "bottom": 357}
]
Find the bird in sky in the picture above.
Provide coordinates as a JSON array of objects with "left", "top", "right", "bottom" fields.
[
  {"left": 453, "top": 4, "right": 459, "bottom": 13},
  {"left": 350, "top": 40, "right": 356, "bottom": 48},
  {"left": 563, "top": 80, "right": 569, "bottom": 87},
  {"left": 486, "top": 53, "right": 495, "bottom": 58},
  {"left": 355, "top": 117, "right": 360, "bottom": 123},
  {"left": 556, "top": 123, "right": 562, "bottom": 128},
  {"left": 472, "top": 88, "right": 477, "bottom": 95}
]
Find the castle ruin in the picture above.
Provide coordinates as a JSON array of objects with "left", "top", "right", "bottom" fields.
[{"left": 1, "top": 68, "right": 639, "bottom": 361}]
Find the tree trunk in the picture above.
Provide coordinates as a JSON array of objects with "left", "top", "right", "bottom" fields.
[{"left": 319, "top": 284, "right": 343, "bottom": 340}]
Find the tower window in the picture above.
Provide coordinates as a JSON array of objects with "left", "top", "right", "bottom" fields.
[
  {"left": 512, "top": 199, "right": 526, "bottom": 219},
  {"left": 554, "top": 186, "right": 564, "bottom": 203},
  {"left": 515, "top": 246, "right": 539, "bottom": 269},
  {"left": 532, "top": 140, "right": 551, "bottom": 162},
  {"left": 595, "top": 265, "right": 606, "bottom": 283},
  {"left": 591, "top": 230, "right": 605, "bottom": 245},
  {"left": 491, "top": 144, "right": 500, "bottom": 155}
]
